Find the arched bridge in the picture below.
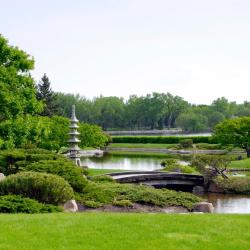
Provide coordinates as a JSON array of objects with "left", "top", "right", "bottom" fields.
[{"left": 107, "top": 171, "right": 204, "bottom": 192}]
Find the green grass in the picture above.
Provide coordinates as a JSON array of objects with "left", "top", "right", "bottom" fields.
[
  {"left": 107, "top": 151, "right": 177, "bottom": 158},
  {"left": 87, "top": 168, "right": 128, "bottom": 176},
  {"left": 228, "top": 158, "right": 250, "bottom": 169},
  {"left": 0, "top": 213, "right": 250, "bottom": 249},
  {"left": 108, "top": 143, "right": 178, "bottom": 149}
]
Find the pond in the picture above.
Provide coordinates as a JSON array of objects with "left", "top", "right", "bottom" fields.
[
  {"left": 81, "top": 154, "right": 250, "bottom": 214},
  {"left": 81, "top": 154, "right": 164, "bottom": 171},
  {"left": 202, "top": 193, "right": 250, "bottom": 214}
]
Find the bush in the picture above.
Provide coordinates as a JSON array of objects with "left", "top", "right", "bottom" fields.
[
  {"left": 0, "top": 195, "right": 62, "bottom": 213},
  {"left": 23, "top": 159, "right": 88, "bottom": 192},
  {"left": 111, "top": 136, "right": 214, "bottom": 144},
  {"left": 215, "top": 177, "right": 250, "bottom": 194},
  {"left": 0, "top": 149, "right": 65, "bottom": 175},
  {"left": 179, "top": 139, "right": 193, "bottom": 148},
  {"left": 161, "top": 159, "right": 195, "bottom": 173},
  {"left": 0, "top": 172, "right": 74, "bottom": 205},
  {"left": 76, "top": 181, "right": 201, "bottom": 210},
  {"left": 113, "top": 199, "right": 133, "bottom": 207}
]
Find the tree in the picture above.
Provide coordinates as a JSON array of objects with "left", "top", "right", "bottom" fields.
[
  {"left": 213, "top": 117, "right": 250, "bottom": 158},
  {"left": 37, "top": 74, "right": 58, "bottom": 117},
  {"left": 0, "top": 34, "right": 42, "bottom": 121}
]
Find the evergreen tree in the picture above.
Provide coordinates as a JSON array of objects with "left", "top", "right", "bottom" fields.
[{"left": 36, "top": 74, "right": 58, "bottom": 116}]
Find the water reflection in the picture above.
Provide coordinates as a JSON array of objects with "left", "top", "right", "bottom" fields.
[
  {"left": 81, "top": 155, "right": 163, "bottom": 171},
  {"left": 202, "top": 193, "right": 250, "bottom": 214}
]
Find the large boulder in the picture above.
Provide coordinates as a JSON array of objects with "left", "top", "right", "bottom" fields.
[
  {"left": 193, "top": 202, "right": 214, "bottom": 213},
  {"left": 63, "top": 199, "right": 78, "bottom": 212}
]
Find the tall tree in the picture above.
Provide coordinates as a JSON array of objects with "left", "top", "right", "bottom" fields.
[
  {"left": 213, "top": 117, "right": 250, "bottom": 158},
  {"left": 0, "top": 34, "right": 42, "bottom": 121},
  {"left": 36, "top": 74, "right": 58, "bottom": 116}
]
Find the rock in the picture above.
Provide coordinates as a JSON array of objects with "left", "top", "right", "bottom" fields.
[
  {"left": 193, "top": 202, "right": 214, "bottom": 213},
  {"left": 208, "top": 181, "right": 224, "bottom": 193},
  {"left": 63, "top": 200, "right": 78, "bottom": 212},
  {"left": 192, "top": 185, "right": 205, "bottom": 194},
  {"left": 0, "top": 173, "right": 5, "bottom": 181}
]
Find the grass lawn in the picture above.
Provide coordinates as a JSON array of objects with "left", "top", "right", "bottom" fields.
[
  {"left": 228, "top": 158, "right": 250, "bottom": 169},
  {"left": 108, "top": 143, "right": 178, "bottom": 149},
  {"left": 0, "top": 213, "right": 250, "bottom": 250},
  {"left": 87, "top": 168, "right": 128, "bottom": 176}
]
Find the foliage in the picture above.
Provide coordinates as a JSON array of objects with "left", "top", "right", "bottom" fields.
[
  {"left": 0, "top": 34, "right": 43, "bottom": 121},
  {"left": 213, "top": 117, "right": 250, "bottom": 157},
  {"left": 76, "top": 181, "right": 201, "bottom": 210},
  {"left": 0, "top": 149, "right": 64, "bottom": 175},
  {"left": 190, "top": 155, "right": 231, "bottom": 173},
  {"left": 214, "top": 177, "right": 250, "bottom": 194},
  {"left": 113, "top": 199, "right": 133, "bottom": 207},
  {"left": 0, "top": 195, "right": 62, "bottom": 213},
  {"left": 23, "top": 159, "right": 88, "bottom": 192},
  {"left": 0, "top": 115, "right": 109, "bottom": 150},
  {"left": 78, "top": 123, "right": 110, "bottom": 148},
  {"left": 160, "top": 159, "right": 195, "bottom": 173},
  {"left": 0, "top": 172, "right": 74, "bottom": 205},
  {"left": 179, "top": 139, "right": 193, "bottom": 148},
  {"left": 112, "top": 136, "right": 213, "bottom": 144},
  {"left": 36, "top": 74, "right": 59, "bottom": 117}
]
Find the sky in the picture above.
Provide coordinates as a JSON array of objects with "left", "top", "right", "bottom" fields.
[{"left": 1, "top": 0, "right": 250, "bottom": 104}]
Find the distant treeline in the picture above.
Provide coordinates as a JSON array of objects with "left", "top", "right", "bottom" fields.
[{"left": 54, "top": 92, "right": 250, "bottom": 132}]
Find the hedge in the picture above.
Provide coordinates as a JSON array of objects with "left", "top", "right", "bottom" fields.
[{"left": 111, "top": 136, "right": 216, "bottom": 144}]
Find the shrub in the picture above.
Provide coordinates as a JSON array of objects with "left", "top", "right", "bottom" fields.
[
  {"left": 0, "top": 195, "right": 62, "bottom": 213},
  {"left": 0, "top": 172, "right": 74, "bottom": 205},
  {"left": 113, "top": 199, "right": 133, "bottom": 207},
  {"left": 215, "top": 177, "right": 250, "bottom": 194},
  {"left": 76, "top": 181, "right": 201, "bottom": 210},
  {"left": 23, "top": 159, "right": 88, "bottom": 192},
  {"left": 0, "top": 149, "right": 65, "bottom": 175},
  {"left": 179, "top": 139, "right": 193, "bottom": 148},
  {"left": 111, "top": 136, "right": 214, "bottom": 144},
  {"left": 160, "top": 159, "right": 195, "bottom": 173}
]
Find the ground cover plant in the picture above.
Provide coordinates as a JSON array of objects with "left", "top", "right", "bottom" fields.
[
  {"left": 0, "top": 213, "right": 250, "bottom": 250},
  {"left": 0, "top": 195, "right": 61, "bottom": 213},
  {"left": 76, "top": 179, "right": 201, "bottom": 210}
]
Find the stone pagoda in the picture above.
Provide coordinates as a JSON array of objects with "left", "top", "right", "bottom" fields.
[{"left": 68, "top": 105, "right": 81, "bottom": 166}]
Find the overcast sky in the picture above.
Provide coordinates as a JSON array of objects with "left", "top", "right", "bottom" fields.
[{"left": 1, "top": 0, "right": 250, "bottom": 104}]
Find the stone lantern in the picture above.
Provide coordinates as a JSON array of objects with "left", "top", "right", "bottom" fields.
[{"left": 68, "top": 105, "right": 81, "bottom": 166}]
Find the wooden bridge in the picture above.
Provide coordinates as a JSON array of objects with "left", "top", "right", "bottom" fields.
[{"left": 107, "top": 171, "right": 204, "bottom": 191}]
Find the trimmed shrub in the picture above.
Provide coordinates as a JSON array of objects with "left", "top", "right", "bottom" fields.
[
  {"left": 0, "top": 149, "right": 65, "bottom": 175},
  {"left": 179, "top": 139, "right": 193, "bottom": 148},
  {"left": 22, "top": 159, "right": 88, "bottom": 192},
  {"left": 0, "top": 195, "right": 62, "bottom": 213},
  {"left": 0, "top": 172, "right": 74, "bottom": 205},
  {"left": 111, "top": 136, "right": 214, "bottom": 144}
]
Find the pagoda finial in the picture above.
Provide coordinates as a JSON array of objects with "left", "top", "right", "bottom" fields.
[{"left": 71, "top": 105, "right": 78, "bottom": 122}]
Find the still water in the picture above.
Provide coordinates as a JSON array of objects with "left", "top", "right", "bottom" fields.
[
  {"left": 82, "top": 155, "right": 250, "bottom": 213},
  {"left": 81, "top": 155, "right": 163, "bottom": 171}
]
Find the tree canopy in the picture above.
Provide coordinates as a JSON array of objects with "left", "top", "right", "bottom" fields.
[
  {"left": 213, "top": 117, "right": 250, "bottom": 157},
  {"left": 0, "top": 34, "right": 42, "bottom": 121}
]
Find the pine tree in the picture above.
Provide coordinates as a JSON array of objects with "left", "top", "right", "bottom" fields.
[{"left": 36, "top": 74, "right": 59, "bottom": 117}]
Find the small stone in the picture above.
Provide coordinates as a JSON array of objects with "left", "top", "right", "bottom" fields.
[
  {"left": 193, "top": 202, "right": 214, "bottom": 213},
  {"left": 0, "top": 173, "right": 5, "bottom": 181},
  {"left": 63, "top": 200, "right": 78, "bottom": 212}
]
